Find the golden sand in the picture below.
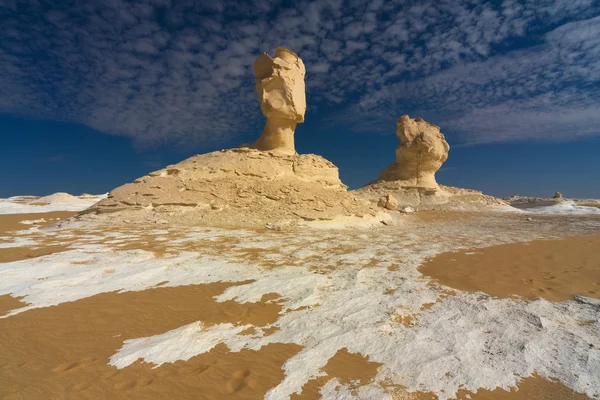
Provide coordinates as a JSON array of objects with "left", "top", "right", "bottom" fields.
[
  {"left": 0, "top": 212, "right": 77, "bottom": 263},
  {"left": 0, "top": 282, "right": 297, "bottom": 400},
  {"left": 291, "top": 349, "right": 383, "bottom": 399},
  {"left": 410, "top": 210, "right": 476, "bottom": 223},
  {"left": 0, "top": 295, "right": 28, "bottom": 317},
  {"left": 1, "top": 211, "right": 598, "bottom": 399},
  {"left": 456, "top": 375, "right": 593, "bottom": 399},
  {"left": 386, "top": 375, "right": 594, "bottom": 400},
  {"left": 419, "top": 235, "right": 600, "bottom": 302},
  {"left": 0, "top": 212, "right": 76, "bottom": 236},
  {"left": 0, "top": 243, "right": 71, "bottom": 264}
]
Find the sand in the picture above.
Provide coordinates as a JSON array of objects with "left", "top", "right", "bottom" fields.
[
  {"left": 1, "top": 210, "right": 599, "bottom": 399},
  {"left": 580, "top": 203, "right": 600, "bottom": 209},
  {"left": 0, "top": 282, "right": 295, "bottom": 399},
  {"left": 0, "top": 295, "right": 27, "bottom": 317},
  {"left": 0, "top": 212, "right": 77, "bottom": 263},
  {"left": 419, "top": 235, "right": 600, "bottom": 302},
  {"left": 456, "top": 375, "right": 594, "bottom": 399},
  {"left": 291, "top": 349, "right": 383, "bottom": 399},
  {"left": 0, "top": 211, "right": 76, "bottom": 236}
]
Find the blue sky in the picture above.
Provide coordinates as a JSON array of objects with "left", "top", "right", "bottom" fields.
[{"left": 1, "top": 0, "right": 599, "bottom": 198}]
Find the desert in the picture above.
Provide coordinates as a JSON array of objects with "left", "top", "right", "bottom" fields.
[
  {"left": 2, "top": 7, "right": 600, "bottom": 398},
  {"left": 1, "top": 46, "right": 599, "bottom": 400},
  {"left": 1, "top": 192, "right": 599, "bottom": 400}
]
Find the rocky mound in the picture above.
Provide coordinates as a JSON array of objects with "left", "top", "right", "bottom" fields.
[
  {"left": 82, "top": 148, "right": 384, "bottom": 228},
  {"left": 30, "top": 193, "right": 97, "bottom": 206},
  {"left": 77, "top": 47, "right": 389, "bottom": 228}
]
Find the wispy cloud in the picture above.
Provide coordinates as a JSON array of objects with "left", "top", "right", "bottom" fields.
[{"left": 0, "top": 0, "right": 599, "bottom": 147}]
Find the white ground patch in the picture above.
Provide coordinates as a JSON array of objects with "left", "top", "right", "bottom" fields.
[
  {"left": 1, "top": 215, "right": 599, "bottom": 399},
  {"left": 0, "top": 193, "right": 105, "bottom": 214},
  {"left": 512, "top": 200, "right": 600, "bottom": 215}
]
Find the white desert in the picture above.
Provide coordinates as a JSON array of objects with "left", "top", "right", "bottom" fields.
[{"left": 1, "top": 47, "right": 599, "bottom": 400}]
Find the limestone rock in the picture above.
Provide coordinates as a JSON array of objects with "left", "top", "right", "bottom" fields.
[
  {"left": 377, "top": 194, "right": 399, "bottom": 210},
  {"left": 251, "top": 47, "right": 306, "bottom": 155},
  {"left": 77, "top": 47, "right": 386, "bottom": 228},
  {"left": 379, "top": 115, "right": 449, "bottom": 189},
  {"left": 355, "top": 116, "right": 506, "bottom": 210},
  {"left": 82, "top": 148, "right": 382, "bottom": 228},
  {"left": 552, "top": 192, "right": 563, "bottom": 199}
]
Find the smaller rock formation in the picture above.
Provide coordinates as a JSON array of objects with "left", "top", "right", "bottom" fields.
[
  {"left": 379, "top": 115, "right": 449, "bottom": 189},
  {"left": 377, "top": 194, "right": 398, "bottom": 210},
  {"left": 355, "top": 115, "right": 507, "bottom": 210},
  {"left": 552, "top": 192, "right": 563, "bottom": 199},
  {"left": 251, "top": 47, "right": 306, "bottom": 155}
]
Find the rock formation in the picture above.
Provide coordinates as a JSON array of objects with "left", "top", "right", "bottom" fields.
[
  {"left": 250, "top": 47, "right": 306, "bottom": 155},
  {"left": 378, "top": 194, "right": 398, "bottom": 210},
  {"left": 81, "top": 47, "right": 386, "bottom": 228},
  {"left": 82, "top": 149, "right": 384, "bottom": 228},
  {"left": 552, "top": 192, "right": 563, "bottom": 199},
  {"left": 379, "top": 115, "right": 449, "bottom": 189},
  {"left": 355, "top": 115, "right": 507, "bottom": 210}
]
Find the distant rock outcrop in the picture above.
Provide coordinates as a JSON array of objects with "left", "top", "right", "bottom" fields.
[
  {"left": 552, "top": 192, "right": 563, "bottom": 199},
  {"left": 30, "top": 193, "right": 95, "bottom": 206},
  {"left": 379, "top": 115, "right": 449, "bottom": 189},
  {"left": 356, "top": 115, "right": 506, "bottom": 210},
  {"left": 82, "top": 47, "right": 386, "bottom": 228},
  {"left": 250, "top": 47, "right": 306, "bottom": 155}
]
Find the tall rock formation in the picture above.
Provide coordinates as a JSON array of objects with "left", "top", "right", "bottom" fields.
[
  {"left": 251, "top": 47, "right": 306, "bottom": 155},
  {"left": 355, "top": 115, "right": 506, "bottom": 210},
  {"left": 81, "top": 47, "right": 385, "bottom": 228},
  {"left": 379, "top": 115, "right": 449, "bottom": 189}
]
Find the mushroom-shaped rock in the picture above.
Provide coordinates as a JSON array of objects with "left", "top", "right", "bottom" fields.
[
  {"left": 379, "top": 115, "right": 449, "bottom": 189},
  {"left": 251, "top": 47, "right": 306, "bottom": 155}
]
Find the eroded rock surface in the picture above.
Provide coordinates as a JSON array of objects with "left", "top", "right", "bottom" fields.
[
  {"left": 250, "top": 47, "right": 306, "bottom": 155},
  {"left": 379, "top": 115, "right": 449, "bottom": 189},
  {"left": 83, "top": 149, "right": 382, "bottom": 228},
  {"left": 357, "top": 116, "right": 506, "bottom": 210},
  {"left": 80, "top": 47, "right": 390, "bottom": 228}
]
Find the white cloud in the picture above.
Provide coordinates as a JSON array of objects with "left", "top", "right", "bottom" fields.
[{"left": 0, "top": 0, "right": 599, "bottom": 147}]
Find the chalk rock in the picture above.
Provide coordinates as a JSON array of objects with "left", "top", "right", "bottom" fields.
[
  {"left": 83, "top": 148, "right": 381, "bottom": 228},
  {"left": 79, "top": 47, "right": 388, "bottom": 229},
  {"left": 400, "top": 206, "right": 416, "bottom": 213},
  {"left": 378, "top": 194, "right": 398, "bottom": 210},
  {"left": 552, "top": 192, "right": 563, "bottom": 199},
  {"left": 379, "top": 115, "right": 449, "bottom": 189},
  {"left": 251, "top": 47, "right": 306, "bottom": 155},
  {"left": 355, "top": 116, "right": 506, "bottom": 210}
]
